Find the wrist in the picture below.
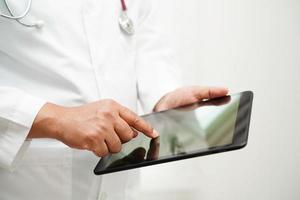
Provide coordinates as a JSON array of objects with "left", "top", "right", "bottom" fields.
[{"left": 28, "top": 103, "right": 69, "bottom": 140}]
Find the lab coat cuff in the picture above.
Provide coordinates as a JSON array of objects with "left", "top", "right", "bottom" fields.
[{"left": 0, "top": 95, "right": 46, "bottom": 170}]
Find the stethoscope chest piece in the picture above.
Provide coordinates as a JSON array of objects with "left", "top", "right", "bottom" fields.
[{"left": 119, "top": 12, "right": 134, "bottom": 35}]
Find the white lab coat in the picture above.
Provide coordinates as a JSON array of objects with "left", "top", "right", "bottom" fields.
[{"left": 0, "top": 0, "right": 181, "bottom": 199}]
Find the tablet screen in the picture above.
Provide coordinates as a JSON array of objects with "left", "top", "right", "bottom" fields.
[{"left": 95, "top": 92, "right": 252, "bottom": 175}]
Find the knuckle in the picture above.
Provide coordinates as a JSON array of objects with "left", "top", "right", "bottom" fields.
[
  {"left": 83, "top": 136, "right": 93, "bottom": 147},
  {"left": 84, "top": 135, "right": 96, "bottom": 147},
  {"left": 94, "top": 150, "right": 103, "bottom": 157},
  {"left": 98, "top": 123, "right": 108, "bottom": 132},
  {"left": 82, "top": 142, "right": 92, "bottom": 151},
  {"left": 120, "top": 106, "right": 133, "bottom": 116},
  {"left": 96, "top": 122, "right": 109, "bottom": 133},
  {"left": 104, "top": 111, "right": 114, "bottom": 118},
  {"left": 109, "top": 141, "right": 122, "bottom": 153},
  {"left": 132, "top": 117, "right": 141, "bottom": 125},
  {"left": 86, "top": 130, "right": 104, "bottom": 142},
  {"left": 96, "top": 133, "right": 105, "bottom": 142},
  {"left": 94, "top": 148, "right": 109, "bottom": 157},
  {"left": 98, "top": 110, "right": 114, "bottom": 119},
  {"left": 102, "top": 148, "right": 109, "bottom": 156},
  {"left": 121, "top": 131, "right": 134, "bottom": 143}
]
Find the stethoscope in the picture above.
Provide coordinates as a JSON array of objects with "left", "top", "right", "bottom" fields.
[{"left": 0, "top": 0, "right": 134, "bottom": 35}]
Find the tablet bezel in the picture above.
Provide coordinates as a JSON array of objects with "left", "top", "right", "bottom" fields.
[{"left": 94, "top": 91, "right": 253, "bottom": 175}]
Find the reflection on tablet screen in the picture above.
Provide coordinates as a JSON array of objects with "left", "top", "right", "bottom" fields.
[{"left": 101, "top": 94, "right": 241, "bottom": 169}]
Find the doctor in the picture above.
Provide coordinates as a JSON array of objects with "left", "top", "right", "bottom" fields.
[{"left": 0, "top": 0, "right": 228, "bottom": 199}]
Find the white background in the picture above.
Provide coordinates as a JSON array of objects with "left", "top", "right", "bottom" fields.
[{"left": 139, "top": 0, "right": 300, "bottom": 199}]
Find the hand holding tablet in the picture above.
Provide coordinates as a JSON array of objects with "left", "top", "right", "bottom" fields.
[{"left": 94, "top": 91, "right": 253, "bottom": 175}]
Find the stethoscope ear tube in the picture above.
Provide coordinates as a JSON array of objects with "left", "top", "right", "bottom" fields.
[
  {"left": 0, "top": 0, "right": 133, "bottom": 32},
  {"left": 0, "top": 0, "right": 31, "bottom": 19},
  {"left": 0, "top": 0, "right": 44, "bottom": 28}
]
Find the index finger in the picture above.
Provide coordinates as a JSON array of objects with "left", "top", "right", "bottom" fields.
[{"left": 119, "top": 107, "right": 159, "bottom": 138}]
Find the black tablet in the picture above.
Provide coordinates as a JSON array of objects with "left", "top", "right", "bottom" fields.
[{"left": 94, "top": 91, "right": 253, "bottom": 175}]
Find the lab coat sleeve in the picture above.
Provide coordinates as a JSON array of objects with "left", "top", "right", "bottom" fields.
[
  {"left": 135, "top": 0, "right": 183, "bottom": 114},
  {"left": 0, "top": 87, "right": 46, "bottom": 170}
]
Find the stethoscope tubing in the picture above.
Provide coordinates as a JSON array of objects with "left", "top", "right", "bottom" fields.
[
  {"left": 0, "top": 0, "right": 32, "bottom": 19},
  {"left": 0, "top": 0, "right": 132, "bottom": 31}
]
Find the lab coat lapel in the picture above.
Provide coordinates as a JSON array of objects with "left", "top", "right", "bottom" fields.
[{"left": 82, "top": 0, "right": 120, "bottom": 70}]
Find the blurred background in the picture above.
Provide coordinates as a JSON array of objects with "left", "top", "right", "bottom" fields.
[{"left": 138, "top": 0, "right": 300, "bottom": 199}]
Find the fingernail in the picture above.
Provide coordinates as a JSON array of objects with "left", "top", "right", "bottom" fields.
[
  {"left": 133, "top": 131, "right": 138, "bottom": 138},
  {"left": 152, "top": 130, "right": 159, "bottom": 138}
]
